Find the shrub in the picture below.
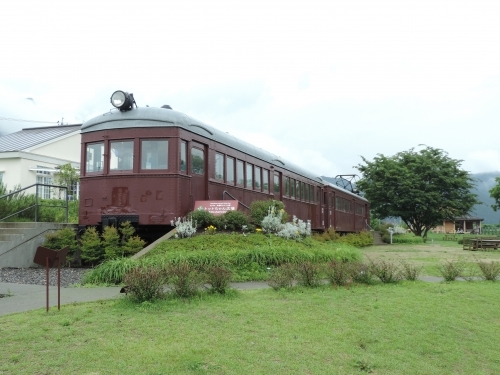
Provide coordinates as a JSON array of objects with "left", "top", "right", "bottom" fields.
[
  {"left": 400, "top": 261, "right": 422, "bottom": 281},
  {"left": 275, "top": 216, "right": 311, "bottom": 240},
  {"left": 102, "top": 226, "right": 121, "bottom": 259},
  {"left": 218, "top": 210, "right": 249, "bottom": 231},
  {"left": 250, "top": 199, "right": 288, "bottom": 226},
  {"left": 268, "top": 263, "right": 296, "bottom": 290},
  {"left": 123, "top": 266, "right": 166, "bottom": 302},
  {"left": 80, "top": 226, "right": 103, "bottom": 266},
  {"left": 166, "top": 262, "right": 204, "bottom": 298},
  {"left": 123, "top": 235, "right": 146, "bottom": 256},
  {"left": 369, "top": 259, "right": 402, "bottom": 283},
  {"left": 436, "top": 260, "right": 464, "bottom": 281},
  {"left": 188, "top": 208, "right": 217, "bottom": 229},
  {"left": 204, "top": 265, "right": 233, "bottom": 294},
  {"left": 43, "top": 226, "right": 78, "bottom": 265},
  {"left": 349, "top": 262, "right": 372, "bottom": 284},
  {"left": 312, "top": 228, "right": 340, "bottom": 242},
  {"left": 171, "top": 216, "right": 197, "bottom": 238},
  {"left": 325, "top": 260, "right": 351, "bottom": 286},
  {"left": 82, "top": 257, "right": 137, "bottom": 285},
  {"left": 477, "top": 260, "right": 500, "bottom": 281},
  {"left": 295, "top": 261, "right": 322, "bottom": 287},
  {"left": 337, "top": 231, "right": 373, "bottom": 247},
  {"left": 261, "top": 206, "right": 285, "bottom": 234}
]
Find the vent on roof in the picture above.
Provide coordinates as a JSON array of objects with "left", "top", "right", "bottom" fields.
[{"left": 161, "top": 105, "right": 173, "bottom": 110}]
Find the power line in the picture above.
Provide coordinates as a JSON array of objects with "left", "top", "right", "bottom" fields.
[{"left": 0, "top": 116, "right": 58, "bottom": 124}]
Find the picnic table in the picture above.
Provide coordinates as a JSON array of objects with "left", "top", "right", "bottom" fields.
[
  {"left": 463, "top": 237, "right": 500, "bottom": 251},
  {"left": 443, "top": 234, "right": 457, "bottom": 241}
]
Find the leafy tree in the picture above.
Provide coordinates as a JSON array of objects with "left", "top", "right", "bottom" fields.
[
  {"left": 489, "top": 177, "right": 500, "bottom": 212},
  {"left": 53, "top": 163, "right": 79, "bottom": 198},
  {"left": 355, "top": 146, "right": 479, "bottom": 238}
]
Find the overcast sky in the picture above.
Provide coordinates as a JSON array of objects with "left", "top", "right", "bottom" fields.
[{"left": 1, "top": 0, "right": 499, "bottom": 178}]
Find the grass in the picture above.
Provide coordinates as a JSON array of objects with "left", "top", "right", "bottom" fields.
[
  {"left": 362, "top": 232, "right": 500, "bottom": 277},
  {"left": 1, "top": 282, "right": 500, "bottom": 374}
]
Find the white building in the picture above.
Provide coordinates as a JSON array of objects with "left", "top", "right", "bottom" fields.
[{"left": 0, "top": 124, "right": 81, "bottom": 198}]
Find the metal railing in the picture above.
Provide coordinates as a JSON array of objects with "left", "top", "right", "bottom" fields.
[
  {"left": 0, "top": 183, "right": 69, "bottom": 223},
  {"left": 222, "top": 190, "right": 250, "bottom": 210}
]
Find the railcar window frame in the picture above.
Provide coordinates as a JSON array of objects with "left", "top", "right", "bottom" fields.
[
  {"left": 191, "top": 147, "right": 205, "bottom": 175},
  {"left": 254, "top": 166, "right": 261, "bottom": 190},
  {"left": 296, "top": 180, "right": 300, "bottom": 200},
  {"left": 180, "top": 140, "right": 187, "bottom": 173},
  {"left": 273, "top": 174, "right": 280, "bottom": 195},
  {"left": 262, "top": 169, "right": 269, "bottom": 192},
  {"left": 85, "top": 142, "right": 105, "bottom": 175},
  {"left": 215, "top": 152, "right": 224, "bottom": 180},
  {"left": 236, "top": 160, "right": 244, "bottom": 186},
  {"left": 140, "top": 139, "right": 168, "bottom": 171},
  {"left": 226, "top": 156, "right": 235, "bottom": 185},
  {"left": 246, "top": 163, "right": 253, "bottom": 189},
  {"left": 109, "top": 140, "right": 134, "bottom": 172},
  {"left": 285, "top": 177, "right": 290, "bottom": 197}
]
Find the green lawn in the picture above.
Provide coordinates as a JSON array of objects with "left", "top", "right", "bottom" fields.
[{"left": 2, "top": 282, "right": 500, "bottom": 374}]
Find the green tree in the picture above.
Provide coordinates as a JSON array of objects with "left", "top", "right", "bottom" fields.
[
  {"left": 53, "top": 163, "right": 79, "bottom": 198},
  {"left": 489, "top": 177, "right": 500, "bottom": 211},
  {"left": 355, "top": 146, "right": 479, "bottom": 238}
]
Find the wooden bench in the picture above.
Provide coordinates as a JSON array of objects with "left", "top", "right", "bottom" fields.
[{"left": 466, "top": 237, "right": 500, "bottom": 251}]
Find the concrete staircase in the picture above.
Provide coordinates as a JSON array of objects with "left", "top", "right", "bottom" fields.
[
  {"left": 0, "top": 222, "right": 77, "bottom": 268},
  {"left": 371, "top": 231, "right": 385, "bottom": 245}
]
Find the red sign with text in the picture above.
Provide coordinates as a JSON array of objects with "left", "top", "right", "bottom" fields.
[{"left": 194, "top": 200, "right": 238, "bottom": 216}]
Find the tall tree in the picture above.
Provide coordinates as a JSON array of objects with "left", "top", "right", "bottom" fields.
[
  {"left": 53, "top": 163, "right": 79, "bottom": 198},
  {"left": 489, "top": 177, "right": 500, "bottom": 211},
  {"left": 356, "top": 146, "right": 479, "bottom": 237}
]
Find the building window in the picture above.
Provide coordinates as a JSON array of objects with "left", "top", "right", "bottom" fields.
[
  {"left": 110, "top": 140, "right": 134, "bottom": 171},
  {"left": 237, "top": 160, "right": 244, "bottom": 186},
  {"left": 227, "top": 157, "right": 235, "bottom": 184},
  {"left": 86, "top": 142, "right": 104, "bottom": 173},
  {"left": 180, "top": 141, "right": 187, "bottom": 172},
  {"left": 246, "top": 164, "right": 253, "bottom": 189},
  {"left": 215, "top": 153, "right": 224, "bottom": 180},
  {"left": 262, "top": 169, "right": 269, "bottom": 192},
  {"left": 36, "top": 166, "right": 52, "bottom": 199},
  {"left": 191, "top": 148, "right": 204, "bottom": 174},
  {"left": 141, "top": 139, "right": 168, "bottom": 170},
  {"left": 254, "top": 166, "right": 261, "bottom": 190}
]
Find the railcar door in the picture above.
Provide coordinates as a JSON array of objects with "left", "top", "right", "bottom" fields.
[{"left": 190, "top": 142, "right": 207, "bottom": 208}]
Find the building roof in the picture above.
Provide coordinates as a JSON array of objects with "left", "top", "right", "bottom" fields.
[
  {"left": 0, "top": 124, "right": 81, "bottom": 152},
  {"left": 454, "top": 216, "right": 484, "bottom": 222}
]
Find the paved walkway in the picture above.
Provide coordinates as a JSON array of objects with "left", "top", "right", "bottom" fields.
[
  {"left": 1, "top": 278, "right": 447, "bottom": 317},
  {"left": 0, "top": 281, "right": 270, "bottom": 316}
]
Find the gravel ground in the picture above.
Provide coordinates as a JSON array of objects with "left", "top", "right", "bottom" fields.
[{"left": 0, "top": 267, "right": 89, "bottom": 287}]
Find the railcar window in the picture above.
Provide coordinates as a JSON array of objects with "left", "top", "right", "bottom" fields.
[
  {"left": 290, "top": 179, "right": 295, "bottom": 198},
  {"left": 215, "top": 153, "right": 224, "bottom": 180},
  {"left": 255, "top": 166, "right": 261, "bottom": 190},
  {"left": 141, "top": 139, "right": 168, "bottom": 170},
  {"left": 86, "top": 142, "right": 104, "bottom": 173},
  {"left": 110, "top": 141, "right": 134, "bottom": 171},
  {"left": 317, "top": 189, "right": 320, "bottom": 203},
  {"left": 263, "top": 169, "right": 269, "bottom": 192},
  {"left": 226, "top": 157, "right": 235, "bottom": 184},
  {"left": 301, "top": 182, "right": 305, "bottom": 200},
  {"left": 273, "top": 175, "right": 280, "bottom": 194},
  {"left": 296, "top": 180, "right": 301, "bottom": 200},
  {"left": 310, "top": 186, "right": 314, "bottom": 202},
  {"left": 236, "top": 160, "right": 244, "bottom": 186},
  {"left": 305, "top": 184, "right": 309, "bottom": 202},
  {"left": 180, "top": 141, "right": 187, "bottom": 172},
  {"left": 191, "top": 148, "right": 204, "bottom": 174},
  {"left": 246, "top": 164, "right": 253, "bottom": 189},
  {"left": 285, "top": 177, "right": 290, "bottom": 196}
]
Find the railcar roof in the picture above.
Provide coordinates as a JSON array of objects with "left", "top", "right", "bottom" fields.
[{"left": 82, "top": 107, "right": 367, "bottom": 202}]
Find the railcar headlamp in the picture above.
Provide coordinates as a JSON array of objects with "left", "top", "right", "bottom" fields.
[{"left": 110, "top": 90, "right": 136, "bottom": 111}]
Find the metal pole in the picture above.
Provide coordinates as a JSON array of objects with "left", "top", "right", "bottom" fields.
[
  {"left": 35, "top": 184, "right": 38, "bottom": 222},
  {"left": 65, "top": 187, "right": 68, "bottom": 223},
  {"left": 46, "top": 256, "right": 49, "bottom": 312},
  {"left": 58, "top": 257, "right": 61, "bottom": 310}
]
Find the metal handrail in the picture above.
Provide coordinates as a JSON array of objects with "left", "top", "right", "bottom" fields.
[
  {"left": 0, "top": 183, "right": 69, "bottom": 223},
  {"left": 222, "top": 190, "right": 250, "bottom": 210}
]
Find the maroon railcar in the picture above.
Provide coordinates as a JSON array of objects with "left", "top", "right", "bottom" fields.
[{"left": 78, "top": 91, "right": 370, "bottom": 237}]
